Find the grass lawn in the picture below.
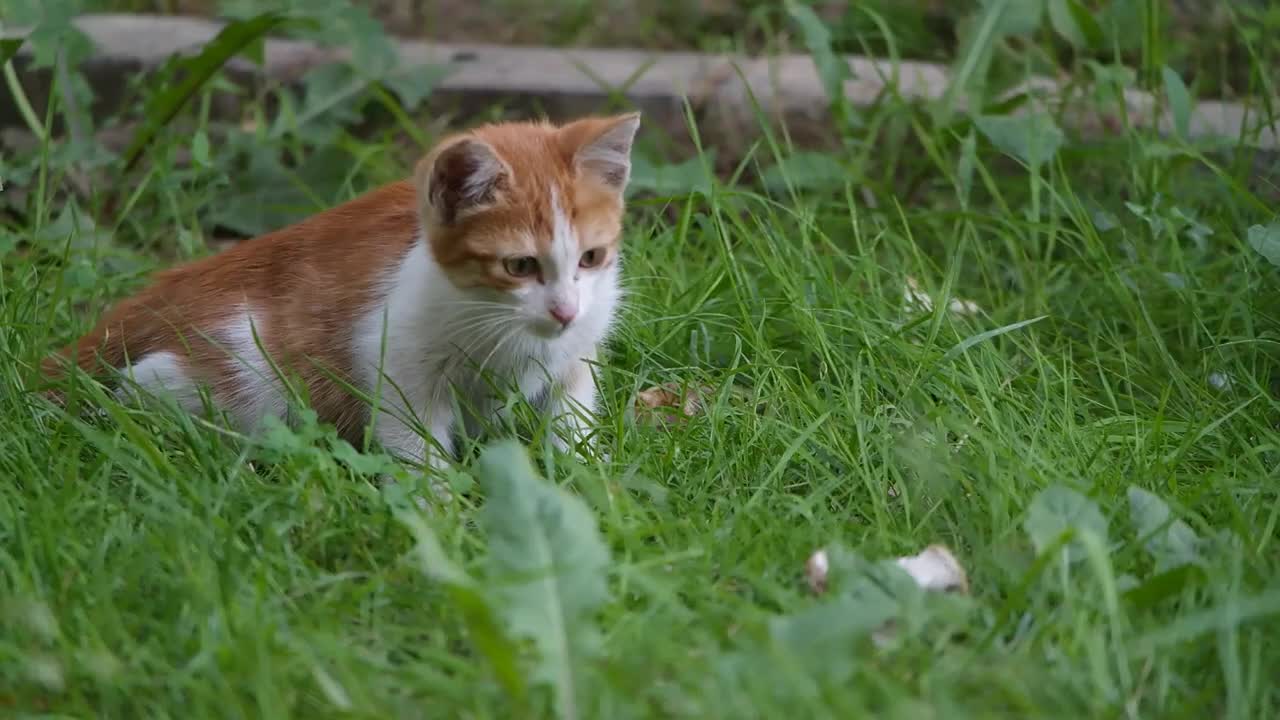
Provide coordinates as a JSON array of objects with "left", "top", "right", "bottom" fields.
[{"left": 3, "top": 2, "right": 1280, "bottom": 718}]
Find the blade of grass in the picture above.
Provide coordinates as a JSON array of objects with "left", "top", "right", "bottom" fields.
[{"left": 122, "top": 12, "right": 288, "bottom": 172}]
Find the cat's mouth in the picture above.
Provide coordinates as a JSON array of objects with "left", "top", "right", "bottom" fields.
[{"left": 527, "top": 316, "right": 573, "bottom": 339}]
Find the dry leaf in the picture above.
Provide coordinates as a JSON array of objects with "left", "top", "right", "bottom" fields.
[
  {"left": 894, "top": 544, "right": 969, "bottom": 593},
  {"left": 946, "top": 298, "right": 982, "bottom": 316},
  {"left": 635, "top": 382, "right": 713, "bottom": 424},
  {"left": 903, "top": 276, "right": 984, "bottom": 317},
  {"left": 903, "top": 275, "right": 934, "bottom": 313}
]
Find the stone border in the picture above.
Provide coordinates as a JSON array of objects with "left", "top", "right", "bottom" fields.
[{"left": 4, "top": 13, "right": 1277, "bottom": 153}]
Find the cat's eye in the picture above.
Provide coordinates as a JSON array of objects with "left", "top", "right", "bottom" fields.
[
  {"left": 579, "top": 248, "right": 605, "bottom": 269},
  {"left": 503, "top": 256, "right": 539, "bottom": 278}
]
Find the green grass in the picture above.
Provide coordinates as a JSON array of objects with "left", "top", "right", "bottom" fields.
[{"left": 4, "top": 2, "right": 1280, "bottom": 718}]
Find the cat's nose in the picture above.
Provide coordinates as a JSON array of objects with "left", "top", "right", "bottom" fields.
[{"left": 548, "top": 303, "right": 577, "bottom": 327}]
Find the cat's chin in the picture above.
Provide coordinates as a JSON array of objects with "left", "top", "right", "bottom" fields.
[{"left": 528, "top": 321, "right": 570, "bottom": 340}]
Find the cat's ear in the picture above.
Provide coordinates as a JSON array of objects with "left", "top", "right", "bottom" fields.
[
  {"left": 562, "top": 112, "right": 641, "bottom": 192},
  {"left": 416, "top": 137, "right": 510, "bottom": 225}
]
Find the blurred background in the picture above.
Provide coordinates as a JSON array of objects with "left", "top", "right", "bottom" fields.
[
  {"left": 1, "top": 0, "right": 1276, "bottom": 244},
  {"left": 76, "top": 0, "right": 1276, "bottom": 96}
]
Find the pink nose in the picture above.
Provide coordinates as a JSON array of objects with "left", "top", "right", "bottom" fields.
[{"left": 549, "top": 304, "right": 577, "bottom": 327}]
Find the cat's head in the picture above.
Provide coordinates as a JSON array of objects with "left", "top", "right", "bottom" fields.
[{"left": 414, "top": 113, "right": 640, "bottom": 340}]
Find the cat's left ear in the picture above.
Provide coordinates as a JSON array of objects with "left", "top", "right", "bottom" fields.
[
  {"left": 562, "top": 112, "right": 641, "bottom": 192},
  {"left": 415, "top": 136, "right": 511, "bottom": 226}
]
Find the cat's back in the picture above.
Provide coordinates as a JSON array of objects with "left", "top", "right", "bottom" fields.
[{"left": 153, "top": 180, "right": 420, "bottom": 299}]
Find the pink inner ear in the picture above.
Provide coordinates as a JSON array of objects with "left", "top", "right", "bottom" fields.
[{"left": 562, "top": 115, "right": 640, "bottom": 190}]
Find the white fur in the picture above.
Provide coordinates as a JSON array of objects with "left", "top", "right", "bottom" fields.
[
  {"left": 117, "top": 306, "right": 291, "bottom": 432},
  {"left": 354, "top": 184, "right": 621, "bottom": 469},
  {"left": 576, "top": 114, "right": 640, "bottom": 189},
  {"left": 220, "top": 307, "right": 290, "bottom": 429},
  {"left": 117, "top": 351, "right": 204, "bottom": 413}
]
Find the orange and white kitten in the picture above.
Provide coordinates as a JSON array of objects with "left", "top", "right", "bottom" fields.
[{"left": 42, "top": 113, "right": 641, "bottom": 469}]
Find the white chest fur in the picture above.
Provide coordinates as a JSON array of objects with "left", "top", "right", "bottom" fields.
[{"left": 353, "top": 239, "right": 619, "bottom": 467}]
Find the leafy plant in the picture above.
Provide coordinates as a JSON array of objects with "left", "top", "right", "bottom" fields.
[
  {"left": 1247, "top": 222, "right": 1280, "bottom": 268},
  {"left": 476, "top": 442, "right": 611, "bottom": 720},
  {"left": 121, "top": 12, "right": 287, "bottom": 171},
  {"left": 1023, "top": 484, "right": 1109, "bottom": 565},
  {"left": 393, "top": 442, "right": 611, "bottom": 720}
]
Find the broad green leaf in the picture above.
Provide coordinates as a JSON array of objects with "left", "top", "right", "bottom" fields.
[
  {"left": 628, "top": 152, "right": 716, "bottom": 197},
  {"left": 1246, "top": 223, "right": 1280, "bottom": 268},
  {"left": 329, "top": 439, "right": 397, "bottom": 477},
  {"left": 287, "top": 62, "right": 370, "bottom": 139},
  {"left": 975, "top": 113, "right": 1064, "bottom": 170},
  {"left": 1047, "top": 0, "right": 1103, "bottom": 48},
  {"left": 770, "top": 547, "right": 908, "bottom": 679},
  {"left": 0, "top": 0, "right": 49, "bottom": 24},
  {"left": 769, "top": 596, "right": 897, "bottom": 680},
  {"left": 1064, "top": 0, "right": 1103, "bottom": 47},
  {"left": 381, "top": 62, "right": 455, "bottom": 113},
  {"left": 992, "top": 0, "right": 1046, "bottom": 36},
  {"left": 393, "top": 506, "right": 527, "bottom": 701},
  {"left": 6, "top": 0, "right": 95, "bottom": 68},
  {"left": 123, "top": 12, "right": 288, "bottom": 171},
  {"left": 1161, "top": 66, "right": 1193, "bottom": 139},
  {"left": 477, "top": 441, "right": 610, "bottom": 720},
  {"left": 1048, "top": 0, "right": 1084, "bottom": 46},
  {"left": 35, "top": 203, "right": 112, "bottom": 251},
  {"left": 773, "top": 545, "right": 973, "bottom": 675},
  {"left": 760, "top": 151, "right": 848, "bottom": 193},
  {"left": 320, "top": 1, "right": 397, "bottom": 78},
  {"left": 209, "top": 142, "right": 352, "bottom": 236},
  {"left": 1127, "top": 486, "right": 1203, "bottom": 571},
  {"left": 1023, "top": 485, "right": 1108, "bottom": 564}
]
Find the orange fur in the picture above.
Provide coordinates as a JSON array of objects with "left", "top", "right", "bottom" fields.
[{"left": 416, "top": 117, "right": 627, "bottom": 289}]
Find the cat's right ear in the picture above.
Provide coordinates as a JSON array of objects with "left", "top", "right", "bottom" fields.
[{"left": 415, "top": 137, "right": 510, "bottom": 225}]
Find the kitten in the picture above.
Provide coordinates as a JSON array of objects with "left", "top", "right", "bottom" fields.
[{"left": 41, "top": 112, "right": 641, "bottom": 471}]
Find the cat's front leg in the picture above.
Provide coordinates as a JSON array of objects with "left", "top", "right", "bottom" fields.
[
  {"left": 547, "top": 352, "right": 609, "bottom": 461},
  {"left": 374, "top": 401, "right": 456, "bottom": 501}
]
